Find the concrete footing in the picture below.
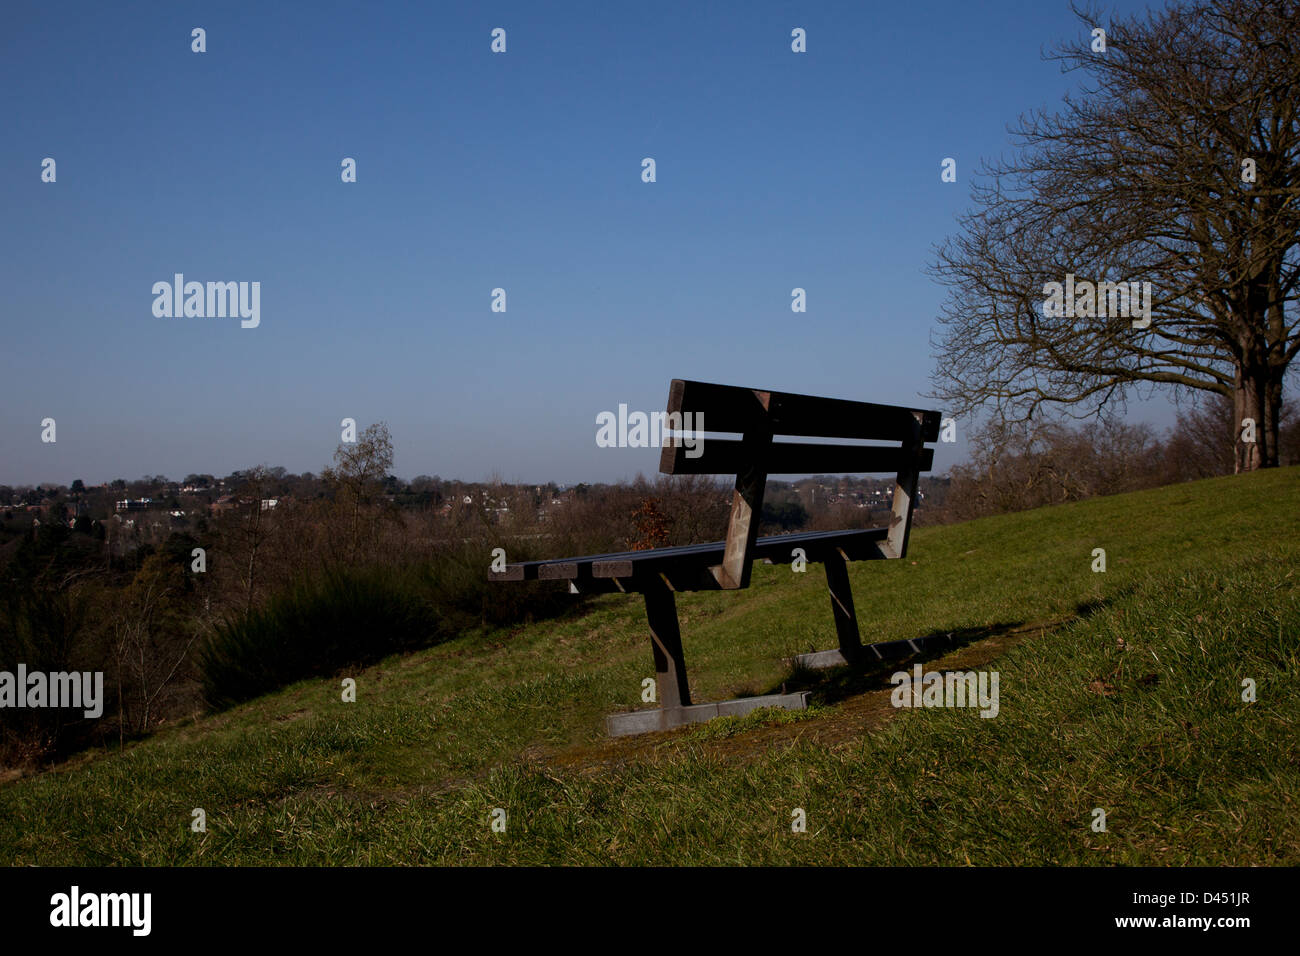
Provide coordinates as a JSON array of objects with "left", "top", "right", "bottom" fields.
[
  {"left": 792, "top": 632, "right": 958, "bottom": 670},
  {"left": 606, "top": 691, "right": 811, "bottom": 737}
]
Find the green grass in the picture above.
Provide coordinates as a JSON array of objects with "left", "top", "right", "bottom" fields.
[{"left": 2, "top": 467, "right": 1298, "bottom": 865}]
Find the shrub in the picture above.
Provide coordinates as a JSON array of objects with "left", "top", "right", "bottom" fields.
[
  {"left": 0, "top": 585, "right": 93, "bottom": 764},
  {"left": 420, "top": 541, "right": 574, "bottom": 631},
  {"left": 198, "top": 564, "right": 439, "bottom": 709}
]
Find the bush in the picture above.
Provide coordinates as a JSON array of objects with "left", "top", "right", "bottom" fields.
[
  {"left": 0, "top": 585, "right": 93, "bottom": 764},
  {"left": 420, "top": 541, "right": 574, "bottom": 632},
  {"left": 197, "top": 565, "right": 440, "bottom": 709}
]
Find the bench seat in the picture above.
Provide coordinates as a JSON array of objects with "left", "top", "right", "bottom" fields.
[{"left": 489, "top": 526, "right": 892, "bottom": 593}]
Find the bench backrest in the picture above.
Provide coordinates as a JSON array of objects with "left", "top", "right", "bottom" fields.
[{"left": 658, "top": 379, "right": 940, "bottom": 589}]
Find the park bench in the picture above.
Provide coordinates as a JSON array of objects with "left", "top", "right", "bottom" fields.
[{"left": 489, "top": 379, "right": 941, "bottom": 736}]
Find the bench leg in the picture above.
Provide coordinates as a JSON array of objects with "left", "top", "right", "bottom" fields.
[
  {"left": 789, "top": 553, "right": 864, "bottom": 670},
  {"left": 645, "top": 579, "right": 691, "bottom": 708},
  {"left": 824, "top": 553, "right": 862, "bottom": 661},
  {"left": 606, "top": 577, "right": 809, "bottom": 737}
]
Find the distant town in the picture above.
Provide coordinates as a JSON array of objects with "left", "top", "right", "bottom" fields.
[{"left": 0, "top": 469, "right": 945, "bottom": 562}]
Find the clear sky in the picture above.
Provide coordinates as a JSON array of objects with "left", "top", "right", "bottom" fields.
[{"left": 1, "top": 0, "right": 1165, "bottom": 486}]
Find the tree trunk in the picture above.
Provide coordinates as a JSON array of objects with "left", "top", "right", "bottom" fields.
[
  {"left": 1264, "top": 373, "right": 1284, "bottom": 468},
  {"left": 1232, "top": 362, "right": 1274, "bottom": 472}
]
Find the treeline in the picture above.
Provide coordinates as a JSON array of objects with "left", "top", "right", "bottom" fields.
[{"left": 936, "top": 395, "right": 1300, "bottom": 522}]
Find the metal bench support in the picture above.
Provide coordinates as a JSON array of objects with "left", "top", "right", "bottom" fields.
[
  {"left": 644, "top": 578, "right": 691, "bottom": 709},
  {"left": 611, "top": 575, "right": 812, "bottom": 735},
  {"left": 823, "top": 551, "right": 863, "bottom": 661}
]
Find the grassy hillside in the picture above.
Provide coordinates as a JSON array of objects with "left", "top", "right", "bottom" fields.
[{"left": 1, "top": 468, "right": 1297, "bottom": 865}]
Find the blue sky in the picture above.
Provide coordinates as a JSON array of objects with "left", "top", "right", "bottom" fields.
[{"left": 0, "top": 0, "right": 1165, "bottom": 486}]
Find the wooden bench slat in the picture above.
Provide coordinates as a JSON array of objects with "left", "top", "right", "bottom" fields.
[
  {"left": 492, "top": 536, "right": 728, "bottom": 574},
  {"left": 496, "top": 527, "right": 883, "bottom": 572},
  {"left": 593, "top": 527, "right": 892, "bottom": 579},
  {"left": 666, "top": 379, "right": 942, "bottom": 443},
  {"left": 490, "top": 527, "right": 893, "bottom": 587},
  {"left": 662, "top": 439, "right": 935, "bottom": 476}
]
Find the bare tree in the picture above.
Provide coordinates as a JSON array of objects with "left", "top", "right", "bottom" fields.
[
  {"left": 111, "top": 554, "right": 199, "bottom": 741},
  {"left": 1164, "top": 392, "right": 1237, "bottom": 478},
  {"left": 235, "top": 465, "right": 273, "bottom": 615},
  {"left": 931, "top": 0, "right": 1300, "bottom": 472},
  {"left": 654, "top": 474, "right": 729, "bottom": 544},
  {"left": 939, "top": 414, "right": 1174, "bottom": 520},
  {"left": 321, "top": 422, "right": 395, "bottom": 563}
]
